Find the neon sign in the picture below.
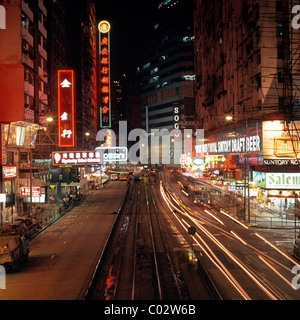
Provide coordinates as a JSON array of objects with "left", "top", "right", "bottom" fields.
[
  {"left": 58, "top": 70, "right": 75, "bottom": 147},
  {"left": 98, "top": 21, "right": 111, "bottom": 128}
]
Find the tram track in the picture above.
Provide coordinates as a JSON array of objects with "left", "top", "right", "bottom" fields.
[{"left": 86, "top": 178, "right": 200, "bottom": 300}]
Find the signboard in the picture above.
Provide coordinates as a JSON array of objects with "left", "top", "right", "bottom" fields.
[
  {"left": 98, "top": 20, "right": 111, "bottom": 128},
  {"left": 52, "top": 147, "right": 128, "bottom": 166},
  {"left": 2, "top": 165, "right": 17, "bottom": 180},
  {"left": 0, "top": 1, "right": 24, "bottom": 122},
  {"left": 96, "top": 147, "right": 128, "bottom": 162},
  {"left": 147, "top": 88, "right": 178, "bottom": 105},
  {"left": 197, "top": 122, "right": 263, "bottom": 167},
  {"left": 58, "top": 70, "right": 75, "bottom": 147},
  {"left": 262, "top": 120, "right": 300, "bottom": 164},
  {"left": 52, "top": 151, "right": 102, "bottom": 167},
  {"left": 173, "top": 104, "right": 180, "bottom": 130},
  {"left": 20, "top": 187, "right": 41, "bottom": 197},
  {"left": 266, "top": 172, "right": 300, "bottom": 190}
]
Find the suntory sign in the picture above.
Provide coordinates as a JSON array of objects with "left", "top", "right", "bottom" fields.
[{"left": 266, "top": 172, "right": 300, "bottom": 190}]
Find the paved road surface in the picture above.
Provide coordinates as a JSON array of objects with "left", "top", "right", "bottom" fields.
[{"left": 0, "top": 181, "right": 128, "bottom": 300}]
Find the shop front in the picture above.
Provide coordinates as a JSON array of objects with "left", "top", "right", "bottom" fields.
[
  {"left": 253, "top": 171, "right": 300, "bottom": 217},
  {"left": 1, "top": 164, "right": 17, "bottom": 224}
]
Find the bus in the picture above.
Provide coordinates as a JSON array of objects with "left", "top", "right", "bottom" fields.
[
  {"left": 120, "top": 172, "right": 129, "bottom": 181},
  {"left": 111, "top": 173, "right": 118, "bottom": 181},
  {"left": 181, "top": 176, "right": 211, "bottom": 204}
]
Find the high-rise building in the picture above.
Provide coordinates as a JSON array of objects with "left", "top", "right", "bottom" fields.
[
  {"left": 64, "top": 0, "right": 97, "bottom": 150},
  {"left": 193, "top": 0, "right": 300, "bottom": 223},
  {"left": 140, "top": 0, "right": 195, "bottom": 133},
  {"left": 0, "top": 0, "right": 50, "bottom": 220},
  {"left": 194, "top": 0, "right": 300, "bottom": 132}
]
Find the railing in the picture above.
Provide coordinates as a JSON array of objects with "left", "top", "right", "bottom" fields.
[{"left": 294, "top": 239, "right": 300, "bottom": 261}]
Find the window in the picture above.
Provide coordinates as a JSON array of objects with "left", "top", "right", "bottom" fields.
[
  {"left": 278, "top": 71, "right": 284, "bottom": 83},
  {"left": 276, "top": 1, "right": 282, "bottom": 12},
  {"left": 276, "top": 24, "right": 283, "bottom": 37},
  {"left": 277, "top": 46, "right": 284, "bottom": 59}
]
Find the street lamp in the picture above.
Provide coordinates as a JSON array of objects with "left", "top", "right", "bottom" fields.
[{"left": 225, "top": 115, "right": 233, "bottom": 121}]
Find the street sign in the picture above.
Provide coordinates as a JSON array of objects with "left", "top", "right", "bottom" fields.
[
  {"left": 58, "top": 70, "right": 75, "bottom": 147},
  {"left": 95, "top": 147, "right": 128, "bottom": 162},
  {"left": 188, "top": 226, "right": 196, "bottom": 236},
  {"left": 52, "top": 151, "right": 103, "bottom": 167}
]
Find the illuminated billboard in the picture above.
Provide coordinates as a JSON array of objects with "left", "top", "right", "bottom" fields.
[
  {"left": 58, "top": 70, "right": 75, "bottom": 147},
  {"left": 98, "top": 20, "right": 111, "bottom": 128},
  {"left": 262, "top": 121, "right": 300, "bottom": 164}
]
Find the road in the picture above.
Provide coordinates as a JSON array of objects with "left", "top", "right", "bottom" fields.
[
  {"left": 0, "top": 181, "right": 128, "bottom": 300},
  {"left": 163, "top": 170, "right": 300, "bottom": 300}
]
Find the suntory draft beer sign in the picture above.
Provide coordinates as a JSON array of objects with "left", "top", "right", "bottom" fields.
[{"left": 58, "top": 70, "right": 75, "bottom": 147}]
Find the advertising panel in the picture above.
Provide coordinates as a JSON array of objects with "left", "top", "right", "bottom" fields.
[
  {"left": 0, "top": 1, "right": 24, "bottom": 122},
  {"left": 1, "top": 165, "right": 17, "bottom": 180},
  {"left": 52, "top": 150, "right": 103, "bottom": 167},
  {"left": 199, "top": 122, "right": 263, "bottom": 165},
  {"left": 262, "top": 120, "right": 300, "bottom": 165},
  {"left": 266, "top": 172, "right": 300, "bottom": 190},
  {"left": 58, "top": 70, "right": 75, "bottom": 147},
  {"left": 98, "top": 21, "right": 111, "bottom": 128}
]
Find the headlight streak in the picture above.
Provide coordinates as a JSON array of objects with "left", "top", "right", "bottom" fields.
[
  {"left": 160, "top": 183, "right": 250, "bottom": 300},
  {"left": 220, "top": 210, "right": 249, "bottom": 229},
  {"left": 230, "top": 231, "right": 248, "bottom": 246},
  {"left": 172, "top": 207, "right": 251, "bottom": 300},
  {"left": 258, "top": 255, "right": 296, "bottom": 291},
  {"left": 255, "top": 233, "right": 299, "bottom": 266},
  {"left": 204, "top": 210, "right": 225, "bottom": 226},
  {"left": 160, "top": 182, "right": 295, "bottom": 300},
  {"left": 189, "top": 216, "right": 279, "bottom": 300}
]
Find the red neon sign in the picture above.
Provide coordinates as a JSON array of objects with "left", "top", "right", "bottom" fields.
[
  {"left": 58, "top": 70, "right": 75, "bottom": 147},
  {"left": 99, "top": 21, "right": 111, "bottom": 128}
]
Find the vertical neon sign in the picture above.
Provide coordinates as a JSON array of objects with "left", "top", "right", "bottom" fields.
[
  {"left": 98, "top": 20, "right": 111, "bottom": 128},
  {"left": 58, "top": 70, "right": 75, "bottom": 147}
]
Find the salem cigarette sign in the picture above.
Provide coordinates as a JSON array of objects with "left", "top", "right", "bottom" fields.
[{"left": 266, "top": 172, "right": 300, "bottom": 190}]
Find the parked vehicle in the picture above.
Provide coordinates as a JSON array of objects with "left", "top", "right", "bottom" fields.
[
  {"left": 111, "top": 173, "right": 118, "bottom": 181},
  {"left": 0, "top": 228, "right": 29, "bottom": 271}
]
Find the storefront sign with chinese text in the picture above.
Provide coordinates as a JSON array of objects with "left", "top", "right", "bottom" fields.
[
  {"left": 52, "top": 151, "right": 103, "bottom": 167},
  {"left": 20, "top": 187, "right": 41, "bottom": 197},
  {"left": 58, "top": 70, "right": 75, "bottom": 147},
  {"left": 98, "top": 21, "right": 111, "bottom": 128},
  {"left": 1, "top": 165, "right": 17, "bottom": 180}
]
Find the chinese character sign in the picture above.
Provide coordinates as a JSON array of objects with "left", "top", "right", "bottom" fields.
[
  {"left": 98, "top": 21, "right": 111, "bottom": 128},
  {"left": 58, "top": 70, "right": 75, "bottom": 147}
]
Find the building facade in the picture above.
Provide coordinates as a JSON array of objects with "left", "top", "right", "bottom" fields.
[
  {"left": 65, "top": 0, "right": 97, "bottom": 150},
  {"left": 140, "top": 0, "right": 195, "bottom": 132},
  {"left": 192, "top": 0, "right": 300, "bottom": 223}
]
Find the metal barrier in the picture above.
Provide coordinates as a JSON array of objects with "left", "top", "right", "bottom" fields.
[{"left": 294, "top": 239, "right": 300, "bottom": 261}]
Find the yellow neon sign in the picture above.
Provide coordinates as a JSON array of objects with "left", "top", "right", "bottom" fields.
[{"left": 98, "top": 20, "right": 111, "bottom": 33}]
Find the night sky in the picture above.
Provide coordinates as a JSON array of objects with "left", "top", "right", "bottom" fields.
[{"left": 95, "top": 0, "right": 156, "bottom": 77}]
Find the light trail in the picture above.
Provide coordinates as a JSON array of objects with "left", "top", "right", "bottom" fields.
[
  {"left": 258, "top": 255, "right": 296, "bottom": 290},
  {"left": 160, "top": 182, "right": 293, "bottom": 300},
  {"left": 230, "top": 231, "right": 248, "bottom": 246},
  {"left": 190, "top": 216, "right": 279, "bottom": 300},
  {"left": 220, "top": 210, "right": 249, "bottom": 229},
  {"left": 255, "top": 232, "right": 299, "bottom": 266},
  {"left": 204, "top": 210, "right": 225, "bottom": 226}
]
